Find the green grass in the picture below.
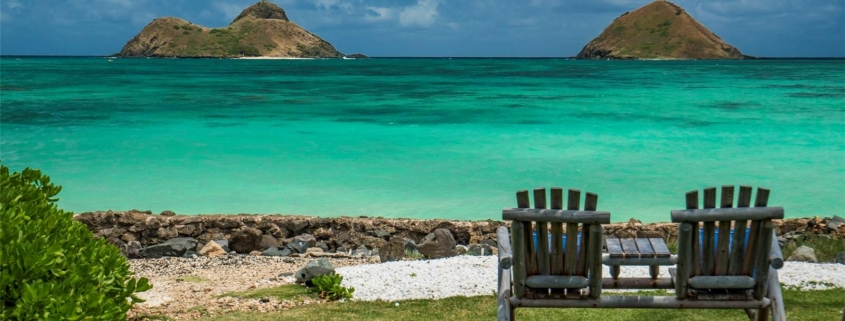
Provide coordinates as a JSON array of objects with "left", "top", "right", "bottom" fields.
[
  {"left": 173, "top": 275, "right": 208, "bottom": 283},
  {"left": 781, "top": 235, "right": 845, "bottom": 263},
  {"left": 221, "top": 284, "right": 315, "bottom": 301},
  {"left": 195, "top": 288, "right": 844, "bottom": 321}
]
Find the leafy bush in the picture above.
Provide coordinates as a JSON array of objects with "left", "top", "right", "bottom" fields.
[
  {"left": 0, "top": 165, "right": 151, "bottom": 320},
  {"left": 310, "top": 273, "right": 354, "bottom": 301}
]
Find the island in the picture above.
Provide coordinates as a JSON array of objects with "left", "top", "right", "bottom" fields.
[
  {"left": 576, "top": 0, "right": 747, "bottom": 60},
  {"left": 117, "top": 0, "right": 344, "bottom": 58}
]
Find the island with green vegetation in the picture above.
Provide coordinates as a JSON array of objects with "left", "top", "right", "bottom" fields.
[
  {"left": 577, "top": 0, "right": 747, "bottom": 60},
  {"left": 117, "top": 0, "right": 343, "bottom": 58}
]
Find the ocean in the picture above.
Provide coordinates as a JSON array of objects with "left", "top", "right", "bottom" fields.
[{"left": 1, "top": 57, "right": 843, "bottom": 222}]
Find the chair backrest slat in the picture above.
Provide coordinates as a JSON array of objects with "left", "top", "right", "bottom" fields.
[
  {"left": 549, "top": 188, "right": 565, "bottom": 293},
  {"left": 534, "top": 188, "right": 551, "bottom": 277},
  {"left": 715, "top": 186, "right": 735, "bottom": 275},
  {"left": 686, "top": 190, "right": 702, "bottom": 276},
  {"left": 701, "top": 187, "right": 717, "bottom": 275}
]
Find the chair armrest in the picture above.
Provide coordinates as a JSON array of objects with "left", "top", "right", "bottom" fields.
[
  {"left": 497, "top": 226, "right": 513, "bottom": 270},
  {"left": 769, "top": 229, "right": 784, "bottom": 269}
]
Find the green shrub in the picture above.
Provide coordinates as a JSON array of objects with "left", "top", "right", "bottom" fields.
[
  {"left": 310, "top": 273, "right": 354, "bottom": 301},
  {"left": 0, "top": 165, "right": 151, "bottom": 320}
]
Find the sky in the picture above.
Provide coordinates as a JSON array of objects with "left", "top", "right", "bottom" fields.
[{"left": 0, "top": 0, "right": 843, "bottom": 57}]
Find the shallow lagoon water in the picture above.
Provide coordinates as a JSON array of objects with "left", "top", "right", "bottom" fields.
[{"left": 1, "top": 58, "right": 843, "bottom": 222}]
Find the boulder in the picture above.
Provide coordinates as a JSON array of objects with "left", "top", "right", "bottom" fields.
[
  {"left": 353, "top": 246, "right": 371, "bottom": 257},
  {"left": 379, "top": 237, "right": 406, "bottom": 262},
  {"left": 125, "top": 241, "right": 143, "bottom": 258},
  {"left": 293, "top": 234, "right": 317, "bottom": 247},
  {"left": 141, "top": 237, "right": 198, "bottom": 258},
  {"left": 315, "top": 241, "right": 329, "bottom": 252},
  {"left": 199, "top": 241, "right": 227, "bottom": 257},
  {"left": 160, "top": 210, "right": 176, "bottom": 216},
  {"left": 295, "top": 258, "right": 335, "bottom": 284},
  {"left": 286, "top": 241, "right": 309, "bottom": 254},
  {"left": 835, "top": 252, "right": 845, "bottom": 265},
  {"left": 456, "top": 245, "right": 468, "bottom": 255},
  {"left": 467, "top": 243, "right": 495, "bottom": 256},
  {"left": 214, "top": 239, "right": 231, "bottom": 253},
  {"left": 263, "top": 247, "right": 292, "bottom": 257},
  {"left": 404, "top": 239, "right": 418, "bottom": 253},
  {"left": 261, "top": 235, "right": 281, "bottom": 250},
  {"left": 417, "top": 228, "right": 458, "bottom": 259},
  {"left": 370, "top": 229, "right": 391, "bottom": 239},
  {"left": 230, "top": 227, "right": 263, "bottom": 253},
  {"left": 786, "top": 245, "right": 818, "bottom": 263}
]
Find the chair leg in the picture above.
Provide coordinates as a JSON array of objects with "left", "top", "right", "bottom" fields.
[
  {"left": 744, "top": 309, "right": 757, "bottom": 320},
  {"left": 757, "top": 307, "right": 770, "bottom": 321},
  {"left": 610, "top": 265, "right": 620, "bottom": 279},
  {"left": 649, "top": 265, "right": 659, "bottom": 279}
]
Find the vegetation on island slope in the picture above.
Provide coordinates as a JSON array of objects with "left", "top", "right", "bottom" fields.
[
  {"left": 117, "top": 1, "right": 342, "bottom": 58},
  {"left": 577, "top": 1, "right": 745, "bottom": 59}
]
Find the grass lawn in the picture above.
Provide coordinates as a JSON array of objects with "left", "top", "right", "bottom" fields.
[{"left": 189, "top": 287, "right": 844, "bottom": 321}]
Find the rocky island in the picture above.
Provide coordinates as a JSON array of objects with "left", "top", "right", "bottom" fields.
[
  {"left": 577, "top": 0, "right": 746, "bottom": 60},
  {"left": 117, "top": 0, "right": 343, "bottom": 58}
]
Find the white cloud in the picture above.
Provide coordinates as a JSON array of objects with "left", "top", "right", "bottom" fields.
[
  {"left": 309, "top": 0, "right": 353, "bottom": 11},
  {"left": 399, "top": 0, "right": 439, "bottom": 27},
  {"left": 4, "top": 0, "right": 22, "bottom": 9},
  {"left": 363, "top": 6, "right": 393, "bottom": 22}
]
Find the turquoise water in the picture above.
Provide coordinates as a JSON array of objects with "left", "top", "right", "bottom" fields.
[{"left": 1, "top": 57, "right": 843, "bottom": 222}]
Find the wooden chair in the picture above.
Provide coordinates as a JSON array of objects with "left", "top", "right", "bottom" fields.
[
  {"left": 497, "top": 187, "right": 609, "bottom": 320},
  {"left": 672, "top": 185, "right": 786, "bottom": 321}
]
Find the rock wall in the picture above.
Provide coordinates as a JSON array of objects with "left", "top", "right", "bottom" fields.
[{"left": 73, "top": 210, "right": 837, "bottom": 258}]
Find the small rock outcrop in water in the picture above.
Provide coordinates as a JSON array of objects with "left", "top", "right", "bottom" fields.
[
  {"left": 117, "top": 0, "right": 342, "bottom": 58},
  {"left": 576, "top": 1, "right": 746, "bottom": 59}
]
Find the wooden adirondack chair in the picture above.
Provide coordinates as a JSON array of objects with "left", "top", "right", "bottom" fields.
[
  {"left": 497, "top": 188, "right": 609, "bottom": 321},
  {"left": 672, "top": 185, "right": 787, "bottom": 321}
]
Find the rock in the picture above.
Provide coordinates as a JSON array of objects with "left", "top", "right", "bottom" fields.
[
  {"left": 293, "top": 234, "right": 317, "bottom": 247},
  {"left": 286, "top": 241, "right": 309, "bottom": 254},
  {"left": 335, "top": 246, "right": 348, "bottom": 254},
  {"left": 214, "top": 239, "right": 231, "bottom": 253},
  {"left": 417, "top": 228, "right": 458, "bottom": 259},
  {"left": 141, "top": 237, "right": 198, "bottom": 258},
  {"left": 456, "top": 245, "right": 468, "bottom": 255},
  {"left": 353, "top": 246, "right": 370, "bottom": 258},
  {"left": 160, "top": 210, "right": 176, "bottom": 216},
  {"left": 184, "top": 250, "right": 199, "bottom": 258},
  {"left": 177, "top": 223, "right": 203, "bottom": 237},
  {"left": 250, "top": 250, "right": 263, "bottom": 256},
  {"left": 125, "top": 241, "right": 143, "bottom": 258},
  {"left": 305, "top": 247, "right": 324, "bottom": 255},
  {"left": 156, "top": 227, "right": 179, "bottom": 239},
  {"left": 467, "top": 243, "right": 495, "bottom": 256},
  {"left": 230, "top": 227, "right": 263, "bottom": 254},
  {"left": 835, "top": 252, "right": 845, "bottom": 265},
  {"left": 260, "top": 235, "right": 281, "bottom": 250},
  {"left": 786, "top": 245, "right": 818, "bottom": 263},
  {"left": 344, "top": 53, "right": 369, "bottom": 59},
  {"left": 295, "top": 258, "right": 335, "bottom": 284},
  {"left": 263, "top": 247, "right": 292, "bottom": 257},
  {"left": 379, "top": 237, "right": 405, "bottom": 262},
  {"left": 404, "top": 240, "right": 418, "bottom": 253},
  {"left": 315, "top": 241, "right": 329, "bottom": 252},
  {"left": 370, "top": 229, "right": 391, "bottom": 239},
  {"left": 199, "top": 241, "right": 227, "bottom": 257}
]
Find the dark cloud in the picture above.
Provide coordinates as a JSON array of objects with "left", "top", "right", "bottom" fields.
[{"left": 1, "top": 0, "right": 842, "bottom": 56}]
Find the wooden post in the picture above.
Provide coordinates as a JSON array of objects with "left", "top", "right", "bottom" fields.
[
  {"left": 753, "top": 220, "right": 774, "bottom": 300},
  {"left": 511, "top": 220, "right": 527, "bottom": 299},
  {"left": 588, "top": 224, "right": 602, "bottom": 299},
  {"left": 767, "top": 267, "right": 786, "bottom": 321},
  {"left": 675, "top": 222, "right": 692, "bottom": 299},
  {"left": 702, "top": 187, "right": 717, "bottom": 276},
  {"left": 715, "top": 186, "right": 734, "bottom": 275},
  {"left": 550, "top": 187, "right": 564, "bottom": 297}
]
